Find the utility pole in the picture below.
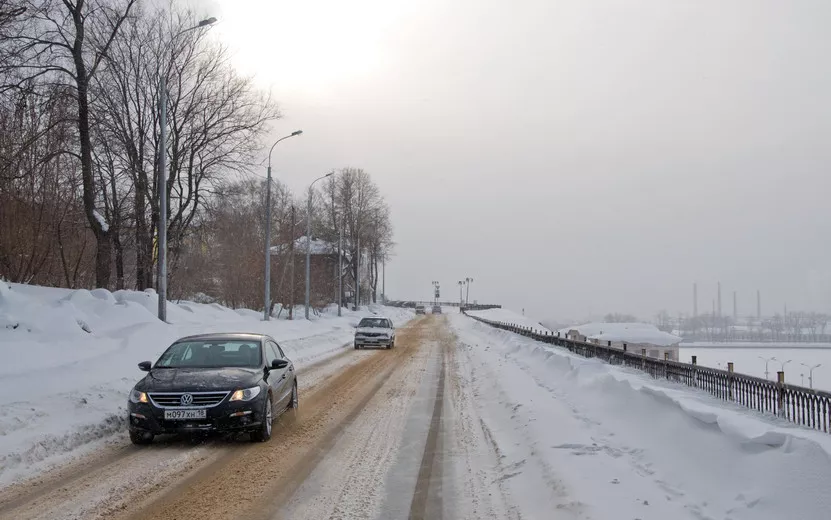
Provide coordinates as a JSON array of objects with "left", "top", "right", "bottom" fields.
[
  {"left": 354, "top": 235, "right": 360, "bottom": 311},
  {"left": 262, "top": 129, "right": 303, "bottom": 321},
  {"left": 382, "top": 257, "right": 385, "bottom": 304},
  {"left": 337, "top": 214, "right": 342, "bottom": 316},
  {"left": 717, "top": 282, "right": 722, "bottom": 319},
  {"left": 289, "top": 205, "right": 295, "bottom": 320},
  {"left": 305, "top": 173, "right": 333, "bottom": 320}
]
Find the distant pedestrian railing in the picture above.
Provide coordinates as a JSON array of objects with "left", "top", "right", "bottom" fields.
[{"left": 464, "top": 311, "right": 831, "bottom": 434}]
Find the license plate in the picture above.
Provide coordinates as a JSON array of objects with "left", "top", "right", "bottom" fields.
[{"left": 164, "top": 409, "right": 206, "bottom": 420}]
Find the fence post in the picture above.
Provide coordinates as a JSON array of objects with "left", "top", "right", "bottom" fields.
[
  {"left": 641, "top": 348, "right": 646, "bottom": 371},
  {"left": 777, "top": 371, "right": 785, "bottom": 417},
  {"left": 623, "top": 343, "right": 627, "bottom": 352},
  {"left": 664, "top": 351, "right": 669, "bottom": 380},
  {"left": 691, "top": 355, "right": 698, "bottom": 387},
  {"left": 727, "top": 362, "right": 734, "bottom": 400}
]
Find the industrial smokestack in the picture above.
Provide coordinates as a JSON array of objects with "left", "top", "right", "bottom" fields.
[
  {"left": 757, "top": 290, "right": 761, "bottom": 319},
  {"left": 717, "top": 282, "right": 722, "bottom": 318},
  {"left": 693, "top": 283, "right": 698, "bottom": 318},
  {"left": 733, "top": 291, "right": 737, "bottom": 322}
]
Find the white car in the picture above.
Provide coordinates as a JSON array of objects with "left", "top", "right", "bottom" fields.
[{"left": 354, "top": 317, "right": 396, "bottom": 349}]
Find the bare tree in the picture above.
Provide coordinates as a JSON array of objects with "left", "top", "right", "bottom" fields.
[
  {"left": 94, "top": 7, "right": 280, "bottom": 291},
  {"left": 0, "top": 0, "right": 139, "bottom": 288}
]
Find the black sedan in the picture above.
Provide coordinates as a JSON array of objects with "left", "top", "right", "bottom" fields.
[{"left": 128, "top": 333, "right": 298, "bottom": 444}]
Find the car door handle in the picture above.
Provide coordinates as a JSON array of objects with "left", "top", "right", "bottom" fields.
[{"left": 281, "top": 373, "right": 286, "bottom": 380}]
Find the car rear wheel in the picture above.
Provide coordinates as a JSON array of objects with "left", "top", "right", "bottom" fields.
[
  {"left": 129, "top": 430, "right": 153, "bottom": 445},
  {"left": 251, "top": 395, "right": 273, "bottom": 442},
  {"left": 354, "top": 343, "right": 360, "bottom": 350}
]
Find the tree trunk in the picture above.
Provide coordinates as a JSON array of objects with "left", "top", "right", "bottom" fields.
[
  {"left": 71, "top": 8, "right": 111, "bottom": 289},
  {"left": 134, "top": 181, "right": 153, "bottom": 290},
  {"left": 113, "top": 231, "right": 125, "bottom": 290}
]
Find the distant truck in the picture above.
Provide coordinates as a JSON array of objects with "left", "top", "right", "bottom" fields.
[{"left": 431, "top": 305, "right": 442, "bottom": 315}]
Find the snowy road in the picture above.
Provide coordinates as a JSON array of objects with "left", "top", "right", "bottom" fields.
[{"left": 2, "top": 311, "right": 831, "bottom": 519}]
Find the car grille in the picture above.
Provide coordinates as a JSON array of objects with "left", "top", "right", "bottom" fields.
[
  {"left": 148, "top": 391, "right": 230, "bottom": 408},
  {"left": 359, "top": 332, "right": 387, "bottom": 337}
]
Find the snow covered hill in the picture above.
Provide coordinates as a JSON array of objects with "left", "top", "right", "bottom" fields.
[{"left": 0, "top": 282, "right": 412, "bottom": 486}]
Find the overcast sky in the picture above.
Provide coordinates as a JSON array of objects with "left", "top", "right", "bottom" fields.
[{"left": 195, "top": 0, "right": 831, "bottom": 322}]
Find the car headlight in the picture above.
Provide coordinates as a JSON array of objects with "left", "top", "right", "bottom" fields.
[
  {"left": 230, "top": 386, "right": 261, "bottom": 402},
  {"left": 130, "top": 388, "right": 148, "bottom": 404}
]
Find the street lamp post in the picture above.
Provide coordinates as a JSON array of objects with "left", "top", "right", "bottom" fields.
[
  {"left": 778, "top": 359, "right": 792, "bottom": 378},
  {"left": 305, "top": 172, "right": 334, "bottom": 319},
  {"left": 337, "top": 211, "right": 342, "bottom": 316},
  {"left": 465, "top": 277, "right": 473, "bottom": 306},
  {"left": 458, "top": 280, "right": 464, "bottom": 309},
  {"left": 758, "top": 355, "right": 777, "bottom": 380},
  {"left": 157, "top": 16, "right": 217, "bottom": 322},
  {"left": 263, "top": 130, "right": 303, "bottom": 321},
  {"left": 801, "top": 363, "right": 822, "bottom": 389}
]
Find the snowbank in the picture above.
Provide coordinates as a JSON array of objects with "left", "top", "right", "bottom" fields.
[
  {"left": 0, "top": 281, "right": 412, "bottom": 486},
  {"left": 453, "top": 309, "right": 831, "bottom": 520}
]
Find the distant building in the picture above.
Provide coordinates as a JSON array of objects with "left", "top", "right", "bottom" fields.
[
  {"left": 269, "top": 236, "right": 351, "bottom": 309},
  {"left": 558, "top": 322, "right": 682, "bottom": 361}
]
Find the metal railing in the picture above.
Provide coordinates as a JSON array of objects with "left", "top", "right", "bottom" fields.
[{"left": 464, "top": 312, "right": 831, "bottom": 434}]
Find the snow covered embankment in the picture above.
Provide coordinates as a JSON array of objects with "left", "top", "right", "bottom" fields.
[
  {"left": 451, "top": 310, "right": 831, "bottom": 520},
  {"left": 0, "top": 282, "right": 412, "bottom": 487}
]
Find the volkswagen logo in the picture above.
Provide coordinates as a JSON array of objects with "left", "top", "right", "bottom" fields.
[{"left": 180, "top": 393, "right": 193, "bottom": 406}]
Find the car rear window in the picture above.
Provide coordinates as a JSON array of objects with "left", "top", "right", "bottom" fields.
[{"left": 156, "top": 340, "right": 262, "bottom": 368}]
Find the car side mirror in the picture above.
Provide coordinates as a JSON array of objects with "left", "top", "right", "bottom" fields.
[
  {"left": 271, "top": 359, "right": 289, "bottom": 370},
  {"left": 138, "top": 361, "right": 152, "bottom": 372}
]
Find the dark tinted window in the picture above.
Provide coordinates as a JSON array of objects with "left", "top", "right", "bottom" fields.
[
  {"left": 156, "top": 340, "right": 262, "bottom": 368},
  {"left": 265, "top": 342, "right": 279, "bottom": 365}
]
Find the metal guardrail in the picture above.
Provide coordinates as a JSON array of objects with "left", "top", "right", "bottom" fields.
[
  {"left": 387, "top": 301, "right": 501, "bottom": 310},
  {"left": 464, "top": 312, "right": 831, "bottom": 434}
]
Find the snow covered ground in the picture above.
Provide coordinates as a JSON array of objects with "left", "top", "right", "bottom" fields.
[
  {"left": 0, "top": 281, "right": 412, "bottom": 486},
  {"left": 449, "top": 310, "right": 831, "bottom": 520}
]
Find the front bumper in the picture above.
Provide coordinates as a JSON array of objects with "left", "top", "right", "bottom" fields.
[
  {"left": 128, "top": 395, "right": 266, "bottom": 435},
  {"left": 354, "top": 335, "right": 392, "bottom": 346}
]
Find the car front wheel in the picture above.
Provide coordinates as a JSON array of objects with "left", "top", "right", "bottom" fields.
[
  {"left": 130, "top": 430, "right": 153, "bottom": 445},
  {"left": 286, "top": 382, "right": 298, "bottom": 422},
  {"left": 251, "top": 395, "right": 273, "bottom": 442}
]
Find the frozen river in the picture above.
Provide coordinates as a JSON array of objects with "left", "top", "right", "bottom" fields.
[{"left": 680, "top": 345, "right": 831, "bottom": 391}]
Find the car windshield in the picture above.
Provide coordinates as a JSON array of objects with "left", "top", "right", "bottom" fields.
[
  {"left": 358, "top": 318, "right": 389, "bottom": 328},
  {"left": 155, "top": 340, "right": 262, "bottom": 368}
]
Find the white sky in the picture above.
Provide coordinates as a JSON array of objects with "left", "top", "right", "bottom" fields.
[{"left": 194, "top": 0, "right": 831, "bottom": 322}]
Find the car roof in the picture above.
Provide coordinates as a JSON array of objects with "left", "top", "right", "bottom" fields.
[
  {"left": 174, "top": 332, "right": 272, "bottom": 343},
  {"left": 360, "top": 316, "right": 391, "bottom": 320}
]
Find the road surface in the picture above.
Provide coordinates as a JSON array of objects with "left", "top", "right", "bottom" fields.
[{"left": 0, "top": 315, "right": 527, "bottom": 520}]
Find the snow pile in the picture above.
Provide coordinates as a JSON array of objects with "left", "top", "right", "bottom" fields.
[
  {"left": 453, "top": 309, "right": 831, "bottom": 520},
  {"left": 465, "top": 308, "right": 551, "bottom": 332},
  {"left": 0, "top": 282, "right": 412, "bottom": 486},
  {"left": 559, "top": 321, "right": 682, "bottom": 347}
]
